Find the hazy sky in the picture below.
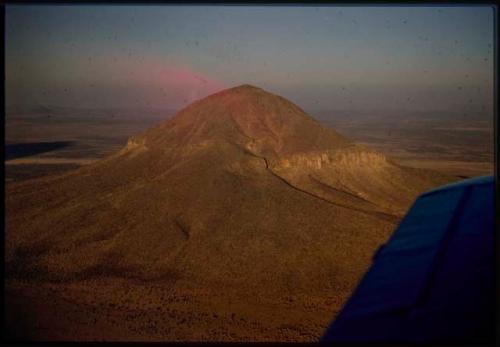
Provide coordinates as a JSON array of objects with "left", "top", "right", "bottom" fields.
[{"left": 5, "top": 5, "right": 495, "bottom": 113}]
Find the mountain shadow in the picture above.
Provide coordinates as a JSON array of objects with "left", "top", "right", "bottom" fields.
[{"left": 5, "top": 141, "right": 75, "bottom": 160}]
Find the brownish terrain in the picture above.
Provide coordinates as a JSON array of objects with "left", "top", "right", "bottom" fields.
[
  {"left": 5, "top": 85, "right": 456, "bottom": 341},
  {"left": 315, "top": 109, "right": 494, "bottom": 178}
]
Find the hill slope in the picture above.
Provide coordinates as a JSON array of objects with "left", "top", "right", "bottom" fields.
[{"left": 5, "top": 84, "right": 452, "bottom": 340}]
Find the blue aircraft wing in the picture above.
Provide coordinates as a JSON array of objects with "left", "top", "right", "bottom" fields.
[{"left": 322, "top": 175, "right": 495, "bottom": 343}]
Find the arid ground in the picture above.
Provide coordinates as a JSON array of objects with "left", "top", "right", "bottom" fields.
[
  {"left": 314, "top": 109, "right": 494, "bottom": 179},
  {"left": 4, "top": 86, "right": 493, "bottom": 342}
]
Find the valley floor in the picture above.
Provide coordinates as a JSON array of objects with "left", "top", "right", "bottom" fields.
[{"left": 5, "top": 278, "right": 349, "bottom": 342}]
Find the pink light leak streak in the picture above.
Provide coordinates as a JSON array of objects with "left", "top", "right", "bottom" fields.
[
  {"left": 107, "top": 56, "right": 227, "bottom": 107},
  {"left": 156, "top": 66, "right": 227, "bottom": 104}
]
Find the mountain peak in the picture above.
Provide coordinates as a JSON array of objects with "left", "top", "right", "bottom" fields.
[
  {"left": 208, "top": 83, "right": 269, "bottom": 99},
  {"left": 136, "top": 84, "right": 353, "bottom": 159},
  {"left": 232, "top": 84, "right": 262, "bottom": 90},
  {"left": 6, "top": 81, "right": 451, "bottom": 331}
]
